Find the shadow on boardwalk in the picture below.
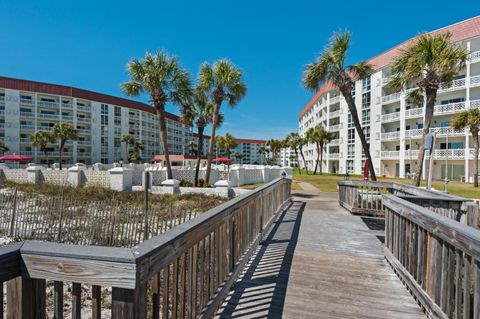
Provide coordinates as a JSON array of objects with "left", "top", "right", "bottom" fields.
[{"left": 216, "top": 201, "right": 305, "bottom": 318}]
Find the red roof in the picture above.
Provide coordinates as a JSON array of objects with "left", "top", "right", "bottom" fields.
[
  {"left": 299, "top": 16, "right": 480, "bottom": 120},
  {"left": 0, "top": 76, "right": 181, "bottom": 122}
]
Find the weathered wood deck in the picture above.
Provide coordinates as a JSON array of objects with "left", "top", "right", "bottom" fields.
[{"left": 216, "top": 182, "right": 426, "bottom": 318}]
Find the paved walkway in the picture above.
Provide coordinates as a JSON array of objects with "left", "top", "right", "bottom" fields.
[{"left": 216, "top": 182, "right": 425, "bottom": 318}]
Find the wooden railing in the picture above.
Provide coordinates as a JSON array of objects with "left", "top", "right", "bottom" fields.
[
  {"left": 0, "top": 177, "right": 291, "bottom": 318},
  {"left": 384, "top": 195, "right": 480, "bottom": 318},
  {"left": 338, "top": 180, "right": 473, "bottom": 220}
]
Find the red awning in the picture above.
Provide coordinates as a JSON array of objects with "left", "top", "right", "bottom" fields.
[
  {"left": 211, "top": 157, "right": 233, "bottom": 163},
  {"left": 0, "top": 154, "right": 33, "bottom": 162}
]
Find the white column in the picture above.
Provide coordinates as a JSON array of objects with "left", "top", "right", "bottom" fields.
[
  {"left": 399, "top": 91, "right": 406, "bottom": 178},
  {"left": 109, "top": 167, "right": 133, "bottom": 191}
]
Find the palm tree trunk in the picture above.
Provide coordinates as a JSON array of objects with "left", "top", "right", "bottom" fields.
[
  {"left": 313, "top": 144, "right": 320, "bottom": 175},
  {"left": 319, "top": 143, "right": 324, "bottom": 175},
  {"left": 125, "top": 144, "right": 129, "bottom": 163},
  {"left": 294, "top": 147, "right": 301, "bottom": 174},
  {"left": 413, "top": 89, "right": 436, "bottom": 186},
  {"left": 473, "top": 129, "right": 479, "bottom": 187},
  {"left": 156, "top": 106, "right": 173, "bottom": 179},
  {"left": 343, "top": 92, "right": 377, "bottom": 181},
  {"left": 205, "top": 103, "right": 220, "bottom": 184},
  {"left": 299, "top": 147, "right": 308, "bottom": 174},
  {"left": 58, "top": 140, "right": 65, "bottom": 170},
  {"left": 195, "top": 126, "right": 205, "bottom": 187},
  {"left": 44, "top": 150, "right": 50, "bottom": 168}
]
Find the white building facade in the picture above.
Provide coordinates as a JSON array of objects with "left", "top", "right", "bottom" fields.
[
  {"left": 298, "top": 16, "right": 480, "bottom": 181},
  {"left": 0, "top": 77, "right": 264, "bottom": 165}
]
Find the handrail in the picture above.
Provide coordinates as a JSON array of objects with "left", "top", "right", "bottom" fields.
[
  {"left": 0, "top": 177, "right": 291, "bottom": 317},
  {"left": 383, "top": 195, "right": 480, "bottom": 318}
]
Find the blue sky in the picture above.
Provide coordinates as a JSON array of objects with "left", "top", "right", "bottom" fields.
[{"left": 0, "top": 1, "right": 478, "bottom": 140}]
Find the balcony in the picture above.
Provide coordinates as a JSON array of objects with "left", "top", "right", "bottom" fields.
[
  {"left": 19, "top": 151, "right": 34, "bottom": 156},
  {"left": 438, "top": 78, "right": 466, "bottom": 92},
  {"left": 470, "top": 75, "right": 480, "bottom": 87},
  {"left": 37, "top": 113, "right": 59, "bottom": 120},
  {"left": 61, "top": 103, "right": 73, "bottom": 109},
  {"left": 20, "top": 125, "right": 35, "bottom": 131},
  {"left": 328, "top": 124, "right": 342, "bottom": 132},
  {"left": 77, "top": 140, "right": 91, "bottom": 146},
  {"left": 381, "top": 112, "right": 400, "bottom": 123},
  {"left": 471, "top": 99, "right": 480, "bottom": 109},
  {"left": 405, "top": 108, "right": 424, "bottom": 119},
  {"left": 381, "top": 92, "right": 401, "bottom": 104},
  {"left": 77, "top": 129, "right": 91, "bottom": 135},
  {"left": 19, "top": 112, "right": 35, "bottom": 118},
  {"left": 381, "top": 77, "right": 391, "bottom": 86},
  {"left": 329, "top": 110, "right": 341, "bottom": 118},
  {"left": 330, "top": 138, "right": 342, "bottom": 146},
  {"left": 470, "top": 50, "right": 480, "bottom": 63},
  {"left": 329, "top": 96, "right": 340, "bottom": 104},
  {"left": 381, "top": 131, "right": 400, "bottom": 141},
  {"left": 434, "top": 102, "right": 466, "bottom": 115},
  {"left": 20, "top": 98, "right": 34, "bottom": 105},
  {"left": 435, "top": 127, "right": 465, "bottom": 136},
  {"left": 77, "top": 152, "right": 91, "bottom": 157},
  {"left": 426, "top": 149, "right": 466, "bottom": 160},
  {"left": 0, "top": 96, "right": 4, "bottom": 102},
  {"left": 62, "top": 115, "right": 74, "bottom": 121},
  {"left": 38, "top": 101, "right": 59, "bottom": 109},
  {"left": 329, "top": 153, "right": 340, "bottom": 160},
  {"left": 20, "top": 138, "right": 30, "bottom": 144},
  {"left": 77, "top": 105, "right": 91, "bottom": 112},
  {"left": 77, "top": 117, "right": 91, "bottom": 123},
  {"left": 381, "top": 151, "right": 400, "bottom": 159},
  {"left": 405, "top": 129, "right": 423, "bottom": 138}
]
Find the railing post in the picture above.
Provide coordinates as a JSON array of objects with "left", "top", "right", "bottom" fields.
[
  {"left": 7, "top": 276, "right": 45, "bottom": 319},
  {"left": 144, "top": 172, "right": 150, "bottom": 241},
  {"left": 9, "top": 187, "right": 18, "bottom": 237},
  {"left": 466, "top": 202, "right": 480, "bottom": 229},
  {"left": 111, "top": 286, "right": 147, "bottom": 318}
]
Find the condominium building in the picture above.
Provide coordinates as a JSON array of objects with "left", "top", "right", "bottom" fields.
[
  {"left": 0, "top": 76, "right": 265, "bottom": 165},
  {"left": 298, "top": 16, "right": 480, "bottom": 182}
]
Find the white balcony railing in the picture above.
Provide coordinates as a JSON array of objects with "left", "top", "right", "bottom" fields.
[
  {"left": 328, "top": 124, "right": 342, "bottom": 131},
  {"left": 77, "top": 117, "right": 92, "bottom": 123},
  {"left": 426, "top": 149, "right": 466, "bottom": 159},
  {"left": 329, "top": 110, "right": 341, "bottom": 118},
  {"left": 470, "top": 75, "right": 480, "bottom": 87},
  {"left": 37, "top": 113, "right": 59, "bottom": 120},
  {"left": 77, "top": 140, "right": 91, "bottom": 146},
  {"left": 329, "top": 153, "right": 340, "bottom": 160},
  {"left": 381, "top": 131, "right": 400, "bottom": 140},
  {"left": 470, "top": 50, "right": 480, "bottom": 63},
  {"left": 19, "top": 112, "right": 34, "bottom": 118},
  {"left": 405, "top": 129, "right": 424, "bottom": 138},
  {"left": 405, "top": 108, "right": 424, "bottom": 118},
  {"left": 77, "top": 105, "right": 91, "bottom": 112},
  {"left": 381, "top": 92, "right": 401, "bottom": 104},
  {"left": 471, "top": 99, "right": 480, "bottom": 109},
  {"left": 381, "top": 112, "right": 400, "bottom": 122},
  {"left": 61, "top": 103, "right": 73, "bottom": 108},
  {"left": 19, "top": 151, "right": 34, "bottom": 156},
  {"left": 434, "top": 102, "right": 466, "bottom": 115},
  {"left": 381, "top": 77, "right": 391, "bottom": 86},
  {"left": 381, "top": 151, "right": 400, "bottom": 159},
  {"left": 19, "top": 138, "right": 30, "bottom": 144},
  {"left": 330, "top": 138, "right": 342, "bottom": 146},
  {"left": 38, "top": 101, "right": 59, "bottom": 108},
  {"left": 438, "top": 78, "right": 466, "bottom": 92},
  {"left": 435, "top": 127, "right": 465, "bottom": 136},
  {"left": 329, "top": 96, "right": 340, "bottom": 104},
  {"left": 20, "top": 125, "right": 35, "bottom": 131},
  {"left": 20, "top": 98, "right": 34, "bottom": 105}
]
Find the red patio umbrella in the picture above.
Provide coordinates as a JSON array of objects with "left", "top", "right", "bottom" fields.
[
  {"left": 0, "top": 154, "right": 33, "bottom": 162},
  {"left": 211, "top": 157, "right": 233, "bottom": 163}
]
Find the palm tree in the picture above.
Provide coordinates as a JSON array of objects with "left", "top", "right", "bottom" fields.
[
  {"left": 121, "top": 134, "right": 135, "bottom": 163},
  {"left": 267, "top": 139, "right": 283, "bottom": 165},
  {"left": 303, "top": 31, "right": 377, "bottom": 181},
  {"left": 52, "top": 123, "right": 78, "bottom": 170},
  {"left": 31, "top": 130, "right": 55, "bottom": 167},
  {"left": 298, "top": 136, "right": 308, "bottom": 174},
  {"left": 222, "top": 133, "right": 238, "bottom": 159},
  {"left": 215, "top": 135, "right": 226, "bottom": 158},
  {"left": 286, "top": 132, "right": 302, "bottom": 174},
  {"left": 198, "top": 60, "right": 247, "bottom": 183},
  {"left": 130, "top": 140, "right": 145, "bottom": 163},
  {"left": 258, "top": 146, "right": 267, "bottom": 165},
  {"left": 234, "top": 152, "right": 244, "bottom": 164},
  {"left": 452, "top": 108, "right": 480, "bottom": 187},
  {"left": 180, "top": 89, "right": 224, "bottom": 186},
  {"left": 0, "top": 141, "right": 9, "bottom": 155},
  {"left": 389, "top": 32, "right": 468, "bottom": 186},
  {"left": 306, "top": 125, "right": 334, "bottom": 175},
  {"left": 122, "top": 51, "right": 192, "bottom": 179},
  {"left": 187, "top": 140, "right": 197, "bottom": 155}
]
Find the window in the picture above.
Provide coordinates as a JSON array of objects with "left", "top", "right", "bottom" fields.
[
  {"left": 363, "top": 126, "right": 371, "bottom": 141},
  {"left": 348, "top": 113, "right": 354, "bottom": 128},
  {"left": 362, "top": 109, "right": 371, "bottom": 125},
  {"left": 114, "top": 106, "right": 121, "bottom": 117},
  {"left": 362, "top": 92, "right": 371, "bottom": 109},
  {"left": 347, "top": 160, "right": 354, "bottom": 174},
  {"left": 347, "top": 145, "right": 355, "bottom": 158},
  {"left": 362, "top": 76, "right": 371, "bottom": 92},
  {"left": 348, "top": 129, "right": 355, "bottom": 143},
  {"left": 351, "top": 83, "right": 356, "bottom": 98}
]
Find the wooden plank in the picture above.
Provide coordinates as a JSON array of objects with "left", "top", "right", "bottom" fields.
[
  {"left": 111, "top": 286, "right": 147, "bottom": 319},
  {"left": 54, "top": 281, "right": 64, "bottom": 319},
  {"left": 91, "top": 285, "right": 101, "bottom": 319},
  {"left": 0, "top": 242, "right": 22, "bottom": 283},
  {"left": 384, "top": 248, "right": 449, "bottom": 319},
  {"left": 21, "top": 254, "right": 136, "bottom": 289},
  {"left": 6, "top": 276, "right": 35, "bottom": 319},
  {"left": 72, "top": 283, "right": 81, "bottom": 319}
]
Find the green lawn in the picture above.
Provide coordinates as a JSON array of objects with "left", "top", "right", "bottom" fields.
[{"left": 292, "top": 168, "right": 480, "bottom": 199}]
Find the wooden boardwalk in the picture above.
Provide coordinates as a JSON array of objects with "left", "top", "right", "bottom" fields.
[{"left": 216, "top": 182, "right": 426, "bottom": 318}]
